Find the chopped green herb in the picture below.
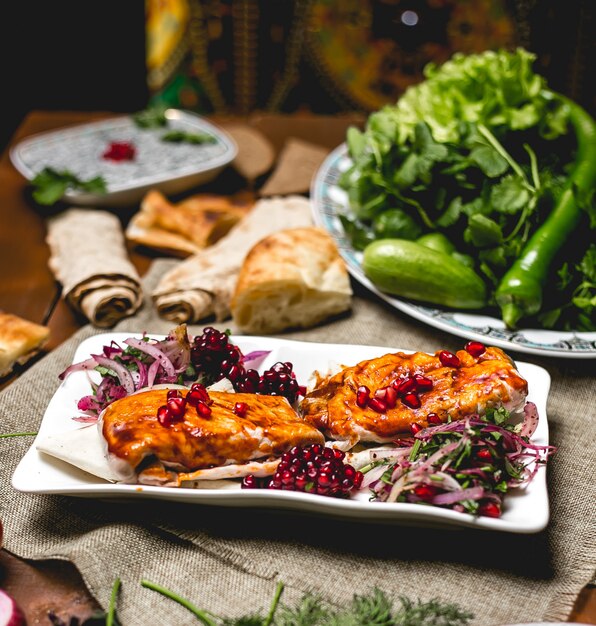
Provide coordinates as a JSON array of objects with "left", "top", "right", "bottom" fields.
[
  {"left": 0, "top": 431, "right": 38, "bottom": 438},
  {"left": 132, "top": 106, "right": 168, "bottom": 129},
  {"left": 31, "top": 167, "right": 107, "bottom": 206},
  {"left": 161, "top": 130, "right": 217, "bottom": 145}
]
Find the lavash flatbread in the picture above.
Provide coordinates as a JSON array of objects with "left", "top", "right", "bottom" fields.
[
  {"left": 47, "top": 209, "right": 142, "bottom": 328},
  {"left": 126, "top": 189, "right": 254, "bottom": 257},
  {"left": 152, "top": 195, "right": 313, "bottom": 323},
  {"left": 231, "top": 227, "right": 352, "bottom": 334}
]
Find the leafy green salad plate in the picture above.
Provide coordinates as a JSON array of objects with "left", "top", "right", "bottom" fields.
[{"left": 311, "top": 145, "right": 596, "bottom": 359}]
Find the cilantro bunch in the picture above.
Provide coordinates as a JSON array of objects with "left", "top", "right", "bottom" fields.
[{"left": 340, "top": 48, "right": 595, "bottom": 330}]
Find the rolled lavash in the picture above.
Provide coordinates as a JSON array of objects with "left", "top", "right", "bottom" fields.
[
  {"left": 46, "top": 209, "right": 142, "bottom": 328},
  {"left": 152, "top": 195, "right": 313, "bottom": 323}
]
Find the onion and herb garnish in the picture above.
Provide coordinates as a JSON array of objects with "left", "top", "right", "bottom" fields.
[
  {"left": 358, "top": 403, "right": 555, "bottom": 517},
  {"left": 59, "top": 324, "right": 303, "bottom": 421}
]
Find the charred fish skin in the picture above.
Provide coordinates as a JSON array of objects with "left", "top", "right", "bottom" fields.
[{"left": 300, "top": 346, "right": 528, "bottom": 446}]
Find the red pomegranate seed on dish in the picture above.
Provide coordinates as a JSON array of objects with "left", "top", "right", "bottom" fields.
[
  {"left": 384, "top": 386, "right": 398, "bottom": 408},
  {"left": 438, "top": 350, "right": 461, "bottom": 368},
  {"left": 241, "top": 475, "right": 258, "bottom": 489},
  {"left": 413, "top": 484, "right": 438, "bottom": 500},
  {"left": 402, "top": 393, "right": 421, "bottom": 409},
  {"left": 395, "top": 377, "right": 416, "bottom": 395},
  {"left": 410, "top": 422, "right": 423, "bottom": 435},
  {"left": 189, "top": 383, "right": 210, "bottom": 402},
  {"left": 298, "top": 385, "right": 307, "bottom": 396},
  {"left": 356, "top": 385, "right": 370, "bottom": 408},
  {"left": 157, "top": 405, "right": 173, "bottom": 427},
  {"left": 167, "top": 396, "right": 186, "bottom": 419},
  {"left": 102, "top": 140, "right": 136, "bottom": 161},
  {"left": 368, "top": 397, "right": 387, "bottom": 413},
  {"left": 374, "top": 388, "right": 387, "bottom": 401},
  {"left": 413, "top": 374, "right": 433, "bottom": 392},
  {"left": 478, "top": 502, "right": 501, "bottom": 518},
  {"left": 196, "top": 400, "right": 212, "bottom": 418},
  {"left": 167, "top": 389, "right": 182, "bottom": 400},
  {"left": 427, "top": 412, "right": 441, "bottom": 424},
  {"left": 234, "top": 402, "right": 248, "bottom": 417},
  {"left": 476, "top": 447, "right": 492, "bottom": 461},
  {"left": 465, "top": 341, "right": 486, "bottom": 357}
]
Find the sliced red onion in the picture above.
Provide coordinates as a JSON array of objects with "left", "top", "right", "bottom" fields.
[
  {"left": 58, "top": 357, "right": 99, "bottom": 381},
  {"left": 92, "top": 355, "right": 135, "bottom": 395},
  {"left": 0, "top": 589, "right": 25, "bottom": 626},
  {"left": 520, "top": 402, "right": 539, "bottom": 438},
  {"left": 431, "top": 486, "right": 485, "bottom": 505},
  {"left": 360, "top": 464, "right": 388, "bottom": 489},
  {"left": 124, "top": 338, "right": 176, "bottom": 379},
  {"left": 72, "top": 415, "right": 99, "bottom": 424},
  {"left": 242, "top": 350, "right": 271, "bottom": 368},
  {"left": 147, "top": 358, "right": 161, "bottom": 387},
  {"left": 77, "top": 395, "right": 103, "bottom": 413}
]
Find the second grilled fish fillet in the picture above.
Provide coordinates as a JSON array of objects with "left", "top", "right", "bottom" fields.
[
  {"left": 101, "top": 388, "right": 324, "bottom": 483},
  {"left": 300, "top": 346, "right": 528, "bottom": 447}
]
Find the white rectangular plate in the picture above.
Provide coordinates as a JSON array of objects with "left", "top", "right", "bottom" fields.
[{"left": 12, "top": 333, "right": 551, "bottom": 533}]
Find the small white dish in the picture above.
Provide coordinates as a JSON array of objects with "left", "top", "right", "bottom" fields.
[
  {"left": 10, "top": 110, "right": 237, "bottom": 207},
  {"left": 311, "top": 143, "right": 596, "bottom": 359},
  {"left": 12, "top": 333, "right": 551, "bottom": 533}
]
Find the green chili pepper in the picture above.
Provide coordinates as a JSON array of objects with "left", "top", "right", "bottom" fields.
[{"left": 496, "top": 95, "right": 596, "bottom": 328}]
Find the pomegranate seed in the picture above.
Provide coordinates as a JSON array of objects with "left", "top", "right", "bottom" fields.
[
  {"left": 234, "top": 402, "right": 248, "bottom": 417},
  {"left": 427, "top": 412, "right": 441, "bottom": 424},
  {"left": 167, "top": 389, "right": 182, "bottom": 400},
  {"left": 413, "top": 484, "right": 438, "bottom": 500},
  {"left": 298, "top": 385, "right": 307, "bottom": 396},
  {"left": 196, "top": 401, "right": 212, "bottom": 418},
  {"left": 167, "top": 396, "right": 186, "bottom": 419},
  {"left": 476, "top": 447, "right": 492, "bottom": 461},
  {"left": 157, "top": 405, "right": 173, "bottom": 427},
  {"left": 413, "top": 374, "right": 433, "bottom": 392},
  {"left": 439, "top": 350, "right": 460, "bottom": 368},
  {"left": 465, "top": 341, "right": 486, "bottom": 358},
  {"left": 356, "top": 385, "right": 370, "bottom": 408},
  {"left": 332, "top": 448, "right": 345, "bottom": 460},
  {"left": 241, "top": 475, "right": 258, "bottom": 489},
  {"left": 402, "top": 393, "right": 421, "bottom": 409},
  {"left": 384, "top": 386, "right": 398, "bottom": 408},
  {"left": 190, "top": 383, "right": 209, "bottom": 401},
  {"left": 226, "top": 364, "right": 242, "bottom": 381},
  {"left": 410, "top": 423, "right": 424, "bottom": 435},
  {"left": 102, "top": 141, "right": 136, "bottom": 161},
  {"left": 478, "top": 502, "right": 501, "bottom": 518},
  {"left": 368, "top": 397, "right": 387, "bottom": 413},
  {"left": 354, "top": 472, "right": 363, "bottom": 489},
  {"left": 394, "top": 377, "right": 416, "bottom": 395},
  {"left": 374, "top": 388, "right": 387, "bottom": 401}
]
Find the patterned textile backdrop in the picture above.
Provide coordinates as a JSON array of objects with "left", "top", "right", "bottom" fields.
[{"left": 145, "top": 0, "right": 595, "bottom": 115}]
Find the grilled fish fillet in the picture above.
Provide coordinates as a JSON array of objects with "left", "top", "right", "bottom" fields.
[
  {"left": 300, "top": 347, "right": 528, "bottom": 446},
  {"left": 101, "top": 388, "right": 324, "bottom": 484}
]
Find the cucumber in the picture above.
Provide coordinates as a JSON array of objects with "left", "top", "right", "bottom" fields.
[{"left": 363, "top": 239, "right": 487, "bottom": 309}]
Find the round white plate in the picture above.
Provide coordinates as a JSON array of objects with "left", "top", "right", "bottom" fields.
[{"left": 311, "top": 144, "right": 596, "bottom": 359}]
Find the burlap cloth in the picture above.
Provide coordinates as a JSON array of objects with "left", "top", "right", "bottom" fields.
[{"left": 1, "top": 259, "right": 594, "bottom": 625}]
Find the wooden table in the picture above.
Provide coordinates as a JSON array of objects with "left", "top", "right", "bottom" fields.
[{"left": 0, "top": 111, "right": 594, "bottom": 624}]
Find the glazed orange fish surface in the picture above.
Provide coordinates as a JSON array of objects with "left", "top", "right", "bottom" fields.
[
  {"left": 101, "top": 389, "right": 324, "bottom": 474},
  {"left": 300, "top": 347, "right": 528, "bottom": 446}
]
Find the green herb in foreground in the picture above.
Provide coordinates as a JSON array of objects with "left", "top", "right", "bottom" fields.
[
  {"left": 141, "top": 579, "right": 473, "bottom": 625},
  {"left": 106, "top": 578, "right": 121, "bottom": 626},
  {"left": 161, "top": 130, "right": 217, "bottom": 145},
  {"left": 31, "top": 167, "right": 107, "bottom": 206},
  {"left": 0, "top": 432, "right": 38, "bottom": 438}
]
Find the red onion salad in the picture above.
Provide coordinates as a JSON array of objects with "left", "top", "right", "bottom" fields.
[
  {"left": 59, "top": 324, "right": 272, "bottom": 421},
  {"left": 358, "top": 403, "right": 556, "bottom": 518}
]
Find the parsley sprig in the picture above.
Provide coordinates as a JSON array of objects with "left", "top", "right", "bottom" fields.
[{"left": 31, "top": 167, "right": 107, "bottom": 206}]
